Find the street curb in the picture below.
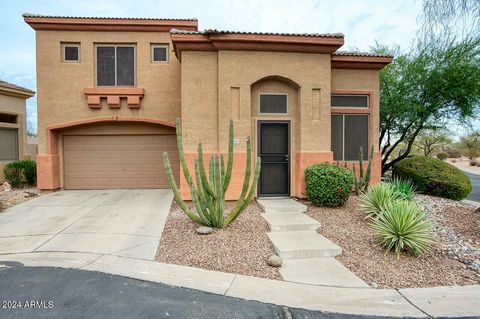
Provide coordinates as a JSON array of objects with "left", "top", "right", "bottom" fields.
[{"left": 0, "top": 251, "right": 478, "bottom": 318}]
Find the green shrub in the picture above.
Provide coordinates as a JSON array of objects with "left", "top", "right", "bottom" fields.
[
  {"left": 359, "top": 183, "right": 402, "bottom": 219},
  {"left": 393, "top": 156, "right": 472, "bottom": 200},
  {"left": 3, "top": 160, "right": 37, "bottom": 188},
  {"left": 371, "top": 200, "right": 434, "bottom": 259},
  {"left": 305, "top": 163, "right": 355, "bottom": 207},
  {"left": 436, "top": 151, "right": 448, "bottom": 160},
  {"left": 385, "top": 176, "right": 417, "bottom": 201}
]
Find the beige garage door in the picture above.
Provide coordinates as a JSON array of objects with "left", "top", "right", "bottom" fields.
[{"left": 63, "top": 135, "right": 179, "bottom": 189}]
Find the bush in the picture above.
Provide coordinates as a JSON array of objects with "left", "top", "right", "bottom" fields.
[
  {"left": 436, "top": 151, "right": 448, "bottom": 160},
  {"left": 371, "top": 200, "right": 434, "bottom": 259},
  {"left": 3, "top": 160, "right": 37, "bottom": 188},
  {"left": 359, "top": 183, "right": 402, "bottom": 219},
  {"left": 393, "top": 156, "right": 472, "bottom": 200},
  {"left": 385, "top": 176, "right": 417, "bottom": 201},
  {"left": 305, "top": 163, "right": 355, "bottom": 207},
  {"left": 443, "top": 146, "right": 461, "bottom": 158}
]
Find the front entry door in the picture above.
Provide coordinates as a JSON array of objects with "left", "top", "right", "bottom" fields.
[{"left": 258, "top": 121, "right": 290, "bottom": 197}]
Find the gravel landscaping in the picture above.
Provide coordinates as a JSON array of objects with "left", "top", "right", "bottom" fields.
[
  {"left": 305, "top": 195, "right": 480, "bottom": 288},
  {"left": 156, "top": 201, "right": 281, "bottom": 280},
  {"left": 0, "top": 186, "right": 40, "bottom": 213}
]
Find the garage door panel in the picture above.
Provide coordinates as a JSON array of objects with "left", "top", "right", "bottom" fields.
[{"left": 63, "top": 134, "right": 179, "bottom": 189}]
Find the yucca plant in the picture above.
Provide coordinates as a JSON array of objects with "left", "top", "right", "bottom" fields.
[
  {"left": 386, "top": 176, "right": 417, "bottom": 201},
  {"left": 163, "top": 119, "right": 261, "bottom": 228},
  {"left": 371, "top": 200, "right": 434, "bottom": 259},
  {"left": 359, "top": 182, "right": 402, "bottom": 219}
]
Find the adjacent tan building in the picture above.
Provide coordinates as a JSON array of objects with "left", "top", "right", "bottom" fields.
[
  {"left": 0, "top": 80, "right": 35, "bottom": 182},
  {"left": 24, "top": 14, "right": 391, "bottom": 198}
]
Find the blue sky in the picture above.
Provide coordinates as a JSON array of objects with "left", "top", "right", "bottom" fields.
[{"left": 0, "top": 0, "right": 445, "bottom": 133}]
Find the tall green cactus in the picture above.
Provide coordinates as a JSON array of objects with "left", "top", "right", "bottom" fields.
[
  {"left": 163, "top": 118, "right": 261, "bottom": 228},
  {"left": 352, "top": 145, "right": 374, "bottom": 195}
]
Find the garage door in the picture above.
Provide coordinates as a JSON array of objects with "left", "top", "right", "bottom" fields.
[{"left": 63, "top": 135, "right": 179, "bottom": 189}]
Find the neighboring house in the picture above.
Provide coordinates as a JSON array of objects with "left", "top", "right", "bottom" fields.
[
  {"left": 24, "top": 14, "right": 392, "bottom": 199},
  {"left": 0, "top": 80, "right": 35, "bottom": 183}
]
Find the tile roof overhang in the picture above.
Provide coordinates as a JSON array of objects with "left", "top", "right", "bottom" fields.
[
  {"left": 170, "top": 29, "right": 345, "bottom": 60},
  {"left": 22, "top": 13, "right": 198, "bottom": 32},
  {"left": 0, "top": 80, "right": 35, "bottom": 99},
  {"left": 331, "top": 51, "right": 393, "bottom": 69}
]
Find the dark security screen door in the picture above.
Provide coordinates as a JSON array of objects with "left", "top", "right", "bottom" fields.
[{"left": 258, "top": 122, "right": 290, "bottom": 196}]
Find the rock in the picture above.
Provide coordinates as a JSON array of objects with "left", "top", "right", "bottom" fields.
[
  {"left": 371, "top": 282, "right": 379, "bottom": 288},
  {"left": 195, "top": 226, "right": 213, "bottom": 235},
  {"left": 0, "top": 182, "right": 11, "bottom": 193},
  {"left": 267, "top": 255, "right": 282, "bottom": 267}
]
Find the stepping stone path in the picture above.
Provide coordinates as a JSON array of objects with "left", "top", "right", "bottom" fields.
[{"left": 258, "top": 198, "right": 369, "bottom": 288}]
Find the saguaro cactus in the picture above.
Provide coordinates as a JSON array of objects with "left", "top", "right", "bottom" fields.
[
  {"left": 352, "top": 145, "right": 374, "bottom": 195},
  {"left": 163, "top": 119, "right": 261, "bottom": 228}
]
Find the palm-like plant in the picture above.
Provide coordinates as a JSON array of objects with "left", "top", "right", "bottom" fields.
[
  {"left": 386, "top": 176, "right": 417, "bottom": 201},
  {"left": 371, "top": 200, "right": 434, "bottom": 259},
  {"left": 359, "top": 183, "right": 402, "bottom": 219}
]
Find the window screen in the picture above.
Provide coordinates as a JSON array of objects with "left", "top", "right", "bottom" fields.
[
  {"left": 64, "top": 45, "right": 79, "bottom": 61},
  {"left": 331, "top": 115, "right": 343, "bottom": 161},
  {"left": 0, "top": 129, "right": 18, "bottom": 161},
  {"left": 331, "top": 114, "right": 369, "bottom": 161},
  {"left": 331, "top": 95, "right": 368, "bottom": 108},
  {"left": 260, "top": 94, "right": 287, "bottom": 114},
  {"left": 97, "top": 46, "right": 134, "bottom": 86},
  {"left": 0, "top": 113, "right": 17, "bottom": 124},
  {"left": 152, "top": 46, "right": 168, "bottom": 62}
]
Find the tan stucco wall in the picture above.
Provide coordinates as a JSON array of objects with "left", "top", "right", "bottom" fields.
[
  {"left": 35, "top": 30, "right": 181, "bottom": 155},
  {"left": 0, "top": 94, "right": 28, "bottom": 182}
]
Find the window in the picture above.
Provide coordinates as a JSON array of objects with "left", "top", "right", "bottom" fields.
[
  {"left": 0, "top": 129, "right": 18, "bottom": 161},
  {"left": 259, "top": 94, "right": 288, "bottom": 114},
  {"left": 96, "top": 45, "right": 135, "bottom": 86},
  {"left": 331, "top": 114, "right": 369, "bottom": 161},
  {"left": 331, "top": 94, "right": 369, "bottom": 108},
  {"left": 151, "top": 44, "right": 168, "bottom": 62},
  {"left": 62, "top": 43, "right": 80, "bottom": 62},
  {"left": 0, "top": 113, "right": 17, "bottom": 124}
]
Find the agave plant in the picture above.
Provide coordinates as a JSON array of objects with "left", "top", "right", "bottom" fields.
[
  {"left": 386, "top": 176, "right": 417, "bottom": 201},
  {"left": 371, "top": 200, "right": 434, "bottom": 259},
  {"left": 359, "top": 182, "right": 402, "bottom": 219},
  {"left": 163, "top": 119, "right": 261, "bottom": 228}
]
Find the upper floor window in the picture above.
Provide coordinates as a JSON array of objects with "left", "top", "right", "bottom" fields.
[
  {"left": 0, "top": 113, "right": 17, "bottom": 124},
  {"left": 259, "top": 93, "right": 288, "bottom": 114},
  {"left": 151, "top": 44, "right": 168, "bottom": 62},
  {"left": 62, "top": 43, "right": 80, "bottom": 62},
  {"left": 96, "top": 45, "right": 135, "bottom": 86},
  {"left": 331, "top": 94, "right": 369, "bottom": 108}
]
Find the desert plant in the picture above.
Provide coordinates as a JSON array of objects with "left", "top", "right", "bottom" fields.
[
  {"left": 371, "top": 200, "right": 434, "bottom": 259},
  {"left": 352, "top": 146, "right": 374, "bottom": 195},
  {"left": 436, "top": 151, "right": 448, "bottom": 160},
  {"left": 393, "top": 156, "right": 472, "bottom": 200},
  {"left": 3, "top": 162, "right": 23, "bottom": 188},
  {"left": 443, "top": 146, "right": 461, "bottom": 158},
  {"left": 21, "top": 160, "right": 36, "bottom": 186},
  {"left": 385, "top": 176, "right": 417, "bottom": 201},
  {"left": 163, "top": 119, "right": 261, "bottom": 228},
  {"left": 304, "top": 164, "right": 354, "bottom": 207},
  {"left": 470, "top": 160, "right": 477, "bottom": 166},
  {"left": 359, "top": 183, "right": 403, "bottom": 219}
]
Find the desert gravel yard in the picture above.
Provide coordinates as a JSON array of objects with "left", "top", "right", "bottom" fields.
[
  {"left": 306, "top": 195, "right": 480, "bottom": 288},
  {"left": 156, "top": 201, "right": 281, "bottom": 280},
  {"left": 0, "top": 187, "right": 41, "bottom": 213}
]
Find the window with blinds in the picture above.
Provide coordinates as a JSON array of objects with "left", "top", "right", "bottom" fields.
[
  {"left": 331, "top": 114, "right": 369, "bottom": 161},
  {"left": 259, "top": 94, "right": 288, "bottom": 114},
  {"left": 0, "top": 129, "right": 18, "bottom": 161},
  {"left": 96, "top": 45, "right": 135, "bottom": 86},
  {"left": 331, "top": 94, "right": 369, "bottom": 108}
]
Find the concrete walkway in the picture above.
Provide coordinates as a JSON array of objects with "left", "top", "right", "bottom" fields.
[
  {"left": 258, "top": 198, "right": 368, "bottom": 288},
  {"left": 0, "top": 189, "right": 173, "bottom": 260}
]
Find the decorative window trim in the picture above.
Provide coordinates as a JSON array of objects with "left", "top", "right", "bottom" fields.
[
  {"left": 95, "top": 44, "right": 136, "bottom": 87},
  {"left": 258, "top": 93, "right": 288, "bottom": 115},
  {"left": 151, "top": 44, "right": 169, "bottom": 63},
  {"left": 61, "top": 43, "right": 80, "bottom": 62},
  {"left": 331, "top": 94, "right": 369, "bottom": 108}
]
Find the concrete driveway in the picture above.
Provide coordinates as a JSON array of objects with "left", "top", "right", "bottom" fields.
[{"left": 0, "top": 189, "right": 173, "bottom": 260}]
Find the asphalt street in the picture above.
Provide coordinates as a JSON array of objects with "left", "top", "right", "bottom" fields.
[
  {"left": 0, "top": 261, "right": 392, "bottom": 319},
  {"left": 466, "top": 172, "right": 480, "bottom": 202}
]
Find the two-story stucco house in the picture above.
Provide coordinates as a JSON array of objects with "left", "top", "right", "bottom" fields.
[{"left": 24, "top": 14, "right": 392, "bottom": 199}]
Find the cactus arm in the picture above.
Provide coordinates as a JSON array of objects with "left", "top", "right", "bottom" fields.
[
  {"left": 223, "top": 120, "right": 234, "bottom": 192},
  {"left": 353, "top": 162, "right": 360, "bottom": 195},
  {"left": 364, "top": 145, "right": 374, "bottom": 189},
  {"left": 194, "top": 160, "right": 211, "bottom": 220},
  {"left": 197, "top": 143, "right": 217, "bottom": 198},
  {"left": 359, "top": 146, "right": 364, "bottom": 185},
  {"left": 239, "top": 137, "right": 253, "bottom": 199},
  {"left": 163, "top": 152, "right": 202, "bottom": 224},
  {"left": 175, "top": 118, "right": 192, "bottom": 182},
  {"left": 188, "top": 176, "right": 212, "bottom": 226},
  {"left": 220, "top": 154, "right": 226, "bottom": 183}
]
